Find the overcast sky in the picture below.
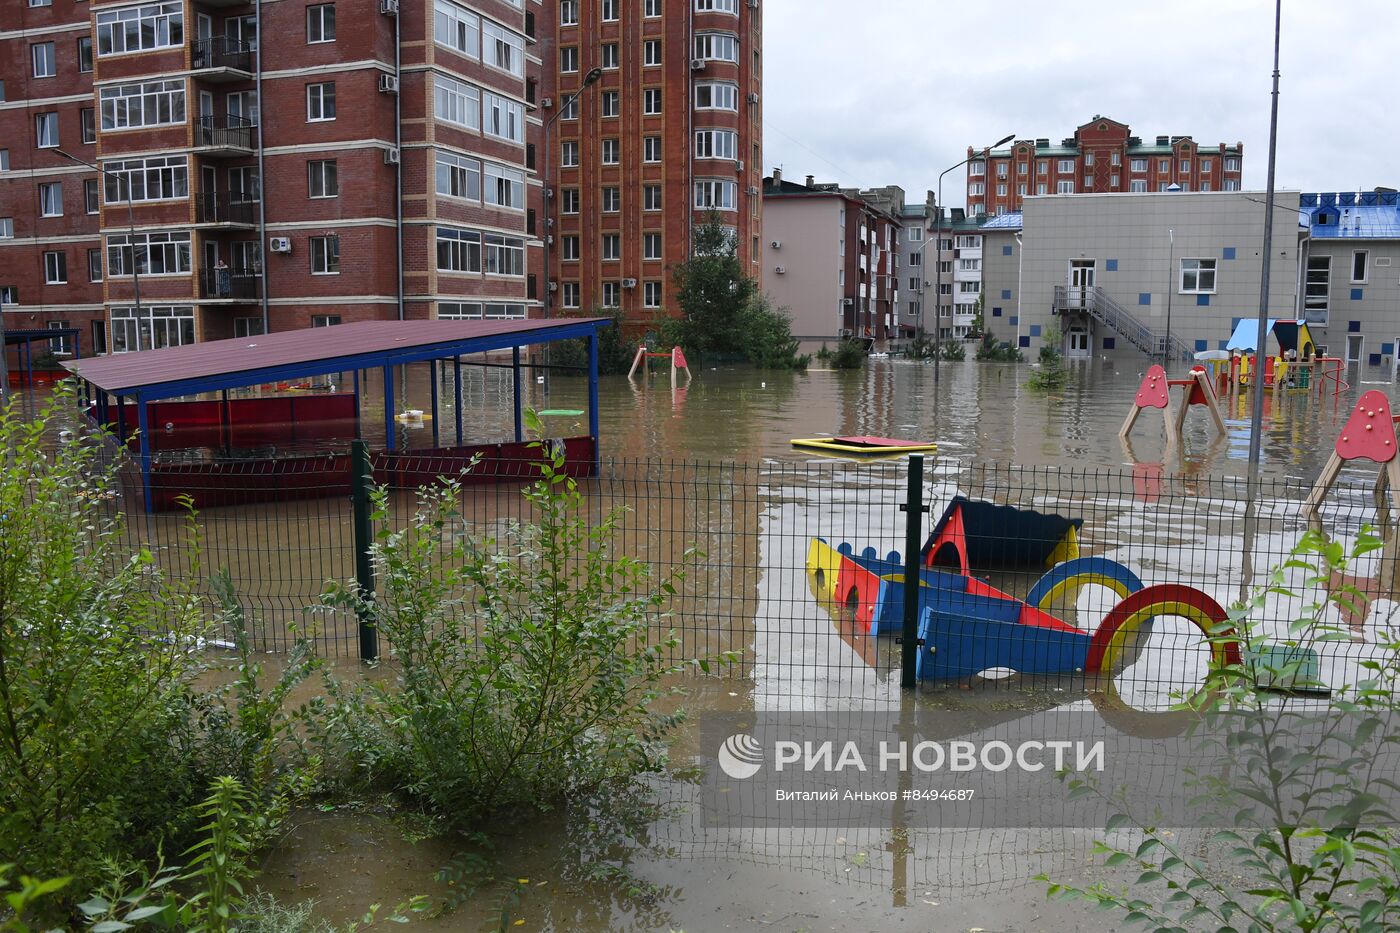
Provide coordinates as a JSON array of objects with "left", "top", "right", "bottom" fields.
[{"left": 762, "top": 0, "right": 1392, "bottom": 207}]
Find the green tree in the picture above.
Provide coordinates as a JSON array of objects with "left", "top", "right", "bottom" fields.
[{"left": 667, "top": 214, "right": 757, "bottom": 357}]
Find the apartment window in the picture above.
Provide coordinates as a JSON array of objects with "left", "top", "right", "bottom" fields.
[
  {"left": 908, "top": 276, "right": 921, "bottom": 291},
  {"left": 560, "top": 140, "right": 579, "bottom": 168},
  {"left": 644, "top": 184, "right": 662, "bottom": 210},
  {"left": 968, "top": 161, "right": 985, "bottom": 176},
  {"left": 225, "top": 15, "right": 257, "bottom": 50},
  {"left": 601, "top": 233, "right": 621, "bottom": 261},
  {"left": 602, "top": 282, "right": 620, "bottom": 307},
  {"left": 559, "top": 97, "right": 577, "bottom": 120},
  {"left": 601, "top": 42, "right": 619, "bottom": 69},
  {"left": 110, "top": 306, "right": 194, "bottom": 352},
  {"left": 698, "top": 84, "right": 740, "bottom": 116},
  {"left": 1109, "top": 174, "right": 1119, "bottom": 187},
  {"left": 307, "top": 82, "right": 336, "bottom": 121},
  {"left": 601, "top": 138, "right": 620, "bottom": 164},
  {"left": 996, "top": 162, "right": 1008, "bottom": 177},
  {"left": 97, "top": 2, "right": 183, "bottom": 55},
  {"left": 601, "top": 0, "right": 617, "bottom": 20},
  {"left": 1083, "top": 176, "right": 1092, "bottom": 187},
  {"left": 234, "top": 317, "right": 263, "bottom": 337},
  {"left": 1225, "top": 157, "right": 1240, "bottom": 171},
  {"left": 643, "top": 88, "right": 662, "bottom": 114},
  {"left": 226, "top": 89, "right": 258, "bottom": 126},
  {"left": 106, "top": 231, "right": 191, "bottom": 275},
  {"left": 1084, "top": 153, "right": 1094, "bottom": 167},
  {"left": 483, "top": 92, "right": 523, "bottom": 142},
  {"left": 77, "top": 37, "right": 93, "bottom": 73},
  {"left": 0, "top": 288, "right": 16, "bottom": 305},
  {"left": 958, "top": 258, "right": 979, "bottom": 271},
  {"left": 560, "top": 46, "right": 578, "bottom": 72},
  {"left": 1057, "top": 159, "right": 1073, "bottom": 174},
  {"left": 229, "top": 166, "right": 259, "bottom": 201},
  {"left": 996, "top": 184, "right": 1007, "bottom": 197},
  {"left": 644, "top": 0, "right": 661, "bottom": 15},
  {"left": 43, "top": 251, "right": 67, "bottom": 284},
  {"left": 602, "top": 186, "right": 620, "bottom": 212},
  {"left": 1110, "top": 151, "right": 1121, "bottom": 166},
  {"left": 967, "top": 182, "right": 984, "bottom": 196},
  {"left": 1200, "top": 181, "right": 1210, "bottom": 192},
  {"left": 908, "top": 252, "right": 922, "bottom": 267},
  {"left": 1036, "top": 183, "right": 1047, "bottom": 195},
  {"left": 1056, "top": 180, "right": 1074, "bottom": 194},
  {"left": 35, "top": 112, "right": 58, "bottom": 148},
  {"left": 694, "top": 32, "right": 738, "bottom": 62},
  {"left": 40, "top": 182, "right": 62, "bottom": 217},
  {"left": 1179, "top": 258, "right": 1216, "bottom": 294},
  {"left": 644, "top": 39, "right": 661, "bottom": 66},
  {"left": 100, "top": 79, "right": 185, "bottom": 130},
  {"left": 696, "top": 0, "right": 738, "bottom": 9},
  {"left": 643, "top": 136, "right": 661, "bottom": 162},
  {"left": 483, "top": 233, "right": 524, "bottom": 275},
  {"left": 694, "top": 179, "right": 736, "bottom": 210},
  {"left": 0, "top": 218, "right": 11, "bottom": 239},
  {"left": 1352, "top": 249, "right": 1369, "bottom": 283},
  {"left": 1200, "top": 158, "right": 1211, "bottom": 172},
  {"left": 1037, "top": 160, "right": 1047, "bottom": 174},
  {"left": 695, "top": 128, "right": 737, "bottom": 160},
  {"left": 1017, "top": 183, "right": 1027, "bottom": 196},
  {"left": 437, "top": 227, "right": 481, "bottom": 272},
  {"left": 30, "top": 0, "right": 53, "bottom": 5},
  {"left": 307, "top": 4, "right": 336, "bottom": 42},
  {"left": 958, "top": 281, "right": 980, "bottom": 294},
  {"left": 1130, "top": 158, "right": 1146, "bottom": 172},
  {"left": 307, "top": 159, "right": 338, "bottom": 198},
  {"left": 644, "top": 281, "right": 662, "bottom": 308},
  {"left": 84, "top": 179, "right": 99, "bottom": 214},
  {"left": 561, "top": 282, "right": 580, "bottom": 308},
  {"left": 561, "top": 188, "right": 579, "bottom": 213},
  {"left": 88, "top": 249, "right": 102, "bottom": 282},
  {"left": 1224, "top": 179, "right": 1240, "bottom": 191},
  {"left": 434, "top": 0, "right": 480, "bottom": 58},
  {"left": 643, "top": 232, "right": 662, "bottom": 260},
  {"left": 484, "top": 163, "right": 524, "bottom": 208},
  {"left": 482, "top": 20, "right": 524, "bottom": 76},
  {"left": 1016, "top": 162, "right": 1027, "bottom": 176},
  {"left": 561, "top": 235, "right": 580, "bottom": 260},
  {"left": 1130, "top": 179, "right": 1146, "bottom": 192},
  {"left": 1159, "top": 183, "right": 1169, "bottom": 192},
  {"left": 312, "top": 315, "right": 341, "bottom": 327},
  {"left": 434, "top": 75, "right": 480, "bottom": 130},
  {"left": 560, "top": 0, "right": 577, "bottom": 26},
  {"left": 232, "top": 241, "right": 260, "bottom": 273},
  {"left": 1179, "top": 159, "right": 1190, "bottom": 172},
  {"left": 81, "top": 108, "right": 95, "bottom": 144},
  {"left": 1304, "top": 255, "right": 1330, "bottom": 322},
  {"left": 1158, "top": 158, "right": 1169, "bottom": 172},
  {"left": 310, "top": 235, "right": 340, "bottom": 274}
]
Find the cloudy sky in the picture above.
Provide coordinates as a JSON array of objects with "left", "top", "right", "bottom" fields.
[{"left": 762, "top": 0, "right": 1391, "bottom": 207}]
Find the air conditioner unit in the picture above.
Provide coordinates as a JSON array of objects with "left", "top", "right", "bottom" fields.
[
  {"left": 545, "top": 187, "right": 555, "bottom": 199},
  {"left": 378, "top": 74, "right": 398, "bottom": 93},
  {"left": 545, "top": 234, "right": 554, "bottom": 245},
  {"left": 838, "top": 328, "right": 853, "bottom": 337},
  {"left": 747, "top": 0, "right": 758, "bottom": 7},
  {"left": 736, "top": 159, "right": 745, "bottom": 173},
  {"left": 774, "top": 266, "right": 785, "bottom": 274},
  {"left": 746, "top": 92, "right": 759, "bottom": 104},
  {"left": 379, "top": 0, "right": 398, "bottom": 14},
  {"left": 621, "top": 278, "right": 638, "bottom": 288},
  {"left": 542, "top": 97, "right": 553, "bottom": 108},
  {"left": 842, "top": 298, "right": 854, "bottom": 307},
  {"left": 690, "top": 58, "right": 706, "bottom": 71},
  {"left": 770, "top": 240, "right": 781, "bottom": 249},
  {"left": 383, "top": 148, "right": 400, "bottom": 165},
  {"left": 268, "top": 236, "right": 292, "bottom": 253},
  {"left": 745, "top": 185, "right": 758, "bottom": 195},
  {"left": 548, "top": 281, "right": 558, "bottom": 292}
]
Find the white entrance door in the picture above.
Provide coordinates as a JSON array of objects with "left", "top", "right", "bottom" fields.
[
  {"left": 1067, "top": 326, "right": 1090, "bottom": 358},
  {"left": 1067, "top": 259, "right": 1096, "bottom": 308},
  {"left": 1346, "top": 334, "right": 1364, "bottom": 364}
]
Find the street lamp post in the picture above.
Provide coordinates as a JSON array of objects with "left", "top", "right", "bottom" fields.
[
  {"left": 933, "top": 133, "right": 1014, "bottom": 388},
  {"left": 56, "top": 149, "right": 140, "bottom": 353},
  {"left": 541, "top": 67, "right": 602, "bottom": 320}
]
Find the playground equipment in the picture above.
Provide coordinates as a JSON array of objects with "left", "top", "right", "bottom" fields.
[
  {"left": 790, "top": 435, "right": 938, "bottom": 457},
  {"left": 1223, "top": 318, "right": 1346, "bottom": 396},
  {"left": 628, "top": 345, "right": 692, "bottom": 387},
  {"left": 1303, "top": 389, "right": 1400, "bottom": 520},
  {"left": 1119, "top": 365, "right": 1227, "bottom": 446}
]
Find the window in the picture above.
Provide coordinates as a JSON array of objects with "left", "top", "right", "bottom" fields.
[
  {"left": 644, "top": 0, "right": 661, "bottom": 15},
  {"left": 482, "top": 92, "right": 523, "bottom": 142},
  {"left": 958, "top": 281, "right": 980, "bottom": 294},
  {"left": 560, "top": 140, "right": 579, "bottom": 167},
  {"left": 88, "top": 249, "right": 102, "bottom": 282},
  {"left": 312, "top": 315, "right": 341, "bottom": 327},
  {"left": 435, "top": 75, "right": 480, "bottom": 130},
  {"left": 601, "top": 90, "right": 619, "bottom": 117},
  {"left": 996, "top": 162, "right": 1008, "bottom": 177},
  {"left": 106, "top": 231, "right": 191, "bottom": 275},
  {"left": 482, "top": 20, "right": 524, "bottom": 76},
  {"left": 40, "top": 182, "right": 62, "bottom": 217},
  {"left": 77, "top": 37, "right": 93, "bottom": 73},
  {"left": 601, "top": 233, "right": 620, "bottom": 260},
  {"left": 643, "top": 136, "right": 661, "bottom": 162},
  {"left": 110, "top": 306, "right": 193, "bottom": 352},
  {"left": 560, "top": 46, "right": 578, "bottom": 72},
  {"left": 1200, "top": 181, "right": 1210, "bottom": 192},
  {"left": 1109, "top": 174, "right": 1119, "bottom": 187},
  {"left": 1200, "top": 158, "right": 1211, "bottom": 172},
  {"left": 436, "top": 151, "right": 480, "bottom": 199},
  {"left": 483, "top": 233, "right": 524, "bottom": 275},
  {"left": 1036, "top": 160, "right": 1047, "bottom": 174},
  {"left": 694, "top": 81, "right": 738, "bottom": 110},
  {"left": 307, "top": 159, "right": 338, "bottom": 198},
  {"left": 0, "top": 218, "right": 11, "bottom": 239},
  {"left": 1057, "top": 159, "right": 1073, "bottom": 174},
  {"left": 81, "top": 108, "right": 95, "bottom": 143},
  {"left": 908, "top": 276, "right": 920, "bottom": 291},
  {"left": 234, "top": 317, "right": 263, "bottom": 338},
  {"left": 967, "top": 182, "right": 984, "bottom": 196},
  {"left": 1158, "top": 183, "right": 1169, "bottom": 192},
  {"left": 1158, "top": 158, "right": 1169, "bottom": 172},
  {"left": 561, "top": 282, "right": 580, "bottom": 307},
  {"left": 1036, "top": 183, "right": 1047, "bottom": 195},
  {"left": 968, "top": 161, "right": 985, "bottom": 176},
  {"left": 601, "top": 0, "right": 617, "bottom": 20},
  {"left": 229, "top": 166, "right": 259, "bottom": 200},
  {"left": 307, "top": 82, "right": 336, "bottom": 121},
  {"left": 434, "top": 0, "right": 480, "bottom": 58},
  {"left": 1130, "top": 179, "right": 1146, "bottom": 192},
  {"left": 1083, "top": 176, "right": 1092, "bottom": 187},
  {"left": 696, "top": 0, "right": 738, "bottom": 10},
  {"left": 35, "top": 112, "right": 58, "bottom": 148},
  {"left": 1225, "top": 157, "right": 1240, "bottom": 171},
  {"left": 1179, "top": 258, "right": 1216, "bottom": 293},
  {"left": 232, "top": 240, "right": 260, "bottom": 273},
  {"left": 1017, "top": 183, "right": 1027, "bottom": 196},
  {"left": 559, "top": 97, "right": 577, "bottom": 120},
  {"left": 643, "top": 232, "right": 662, "bottom": 260},
  {"left": 560, "top": 0, "right": 577, "bottom": 26},
  {"left": 1304, "top": 255, "right": 1330, "bottom": 323},
  {"left": 96, "top": 2, "right": 183, "bottom": 55},
  {"left": 602, "top": 282, "right": 620, "bottom": 307},
  {"left": 483, "top": 163, "right": 523, "bottom": 208},
  {"left": 1084, "top": 153, "right": 1094, "bottom": 167},
  {"left": 601, "top": 42, "right": 618, "bottom": 69},
  {"left": 908, "top": 252, "right": 922, "bottom": 267},
  {"left": 307, "top": 4, "right": 336, "bottom": 42},
  {"left": 644, "top": 40, "right": 661, "bottom": 66},
  {"left": 694, "top": 32, "right": 738, "bottom": 62},
  {"left": 0, "top": 288, "right": 16, "bottom": 306},
  {"left": 996, "top": 184, "right": 1007, "bottom": 197},
  {"left": 694, "top": 179, "right": 736, "bottom": 210},
  {"left": 1179, "top": 159, "right": 1190, "bottom": 172},
  {"left": 601, "top": 138, "right": 619, "bottom": 164},
  {"left": 100, "top": 79, "right": 185, "bottom": 130},
  {"left": 84, "top": 179, "right": 99, "bottom": 214},
  {"left": 43, "top": 251, "right": 66, "bottom": 284},
  {"left": 602, "top": 186, "right": 620, "bottom": 212},
  {"left": 1224, "top": 179, "right": 1240, "bottom": 191},
  {"left": 644, "top": 184, "right": 662, "bottom": 210},
  {"left": 1056, "top": 180, "right": 1074, "bottom": 194},
  {"left": 225, "top": 15, "right": 257, "bottom": 50},
  {"left": 958, "top": 258, "right": 979, "bottom": 271},
  {"left": 644, "top": 281, "right": 662, "bottom": 308},
  {"left": 1016, "top": 162, "right": 1027, "bottom": 176},
  {"left": 643, "top": 88, "right": 662, "bottom": 114},
  {"left": 1110, "top": 151, "right": 1121, "bottom": 166},
  {"left": 1130, "top": 158, "right": 1146, "bottom": 172},
  {"left": 30, "top": 0, "right": 52, "bottom": 5},
  {"left": 694, "top": 128, "right": 737, "bottom": 160},
  {"left": 437, "top": 227, "right": 481, "bottom": 272},
  {"left": 1352, "top": 249, "right": 1369, "bottom": 283},
  {"left": 310, "top": 235, "right": 340, "bottom": 274},
  {"left": 561, "top": 235, "right": 579, "bottom": 260},
  {"left": 226, "top": 89, "right": 258, "bottom": 126},
  {"left": 561, "top": 188, "right": 579, "bottom": 213}
]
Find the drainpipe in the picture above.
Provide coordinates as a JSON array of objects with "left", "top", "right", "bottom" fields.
[
  {"left": 254, "top": 0, "right": 269, "bottom": 334},
  {"left": 394, "top": 6, "right": 403, "bottom": 321}
]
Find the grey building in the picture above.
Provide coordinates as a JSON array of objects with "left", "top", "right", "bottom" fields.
[{"left": 1301, "top": 192, "right": 1400, "bottom": 371}]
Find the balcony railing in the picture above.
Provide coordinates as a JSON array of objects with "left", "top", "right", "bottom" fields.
[
  {"left": 191, "top": 36, "right": 254, "bottom": 73},
  {"left": 194, "top": 191, "right": 258, "bottom": 225},
  {"left": 195, "top": 114, "right": 255, "bottom": 152},
  {"left": 199, "top": 268, "right": 262, "bottom": 301}
]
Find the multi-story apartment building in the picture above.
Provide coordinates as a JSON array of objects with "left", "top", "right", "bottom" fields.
[
  {"left": 1300, "top": 191, "right": 1400, "bottom": 370},
  {"left": 537, "top": 0, "right": 763, "bottom": 328},
  {"left": 966, "top": 116, "right": 1244, "bottom": 217},
  {"left": 762, "top": 169, "right": 898, "bottom": 348}
]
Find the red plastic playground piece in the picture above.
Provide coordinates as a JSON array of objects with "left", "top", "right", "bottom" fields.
[
  {"left": 1335, "top": 390, "right": 1397, "bottom": 464},
  {"left": 1135, "top": 365, "right": 1171, "bottom": 409},
  {"left": 1084, "top": 583, "right": 1240, "bottom": 673},
  {"left": 673, "top": 346, "right": 689, "bottom": 370},
  {"left": 923, "top": 505, "right": 969, "bottom": 574}
]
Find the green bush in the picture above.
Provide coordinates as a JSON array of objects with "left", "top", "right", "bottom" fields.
[
  {"left": 739, "top": 296, "right": 809, "bottom": 370},
  {"left": 974, "top": 329, "right": 1024, "bottom": 362},
  {"left": 1027, "top": 345, "right": 1070, "bottom": 391},
  {"left": 822, "top": 338, "right": 866, "bottom": 370}
]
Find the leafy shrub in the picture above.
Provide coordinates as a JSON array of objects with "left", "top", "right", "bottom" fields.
[
  {"left": 821, "top": 338, "right": 867, "bottom": 370},
  {"left": 739, "top": 296, "right": 809, "bottom": 370},
  {"left": 974, "top": 329, "right": 1024, "bottom": 362}
]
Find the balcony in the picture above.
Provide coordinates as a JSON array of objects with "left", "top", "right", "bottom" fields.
[
  {"left": 191, "top": 36, "right": 254, "bottom": 80},
  {"left": 193, "top": 115, "right": 255, "bottom": 157},
  {"left": 194, "top": 191, "right": 258, "bottom": 226},
  {"left": 199, "top": 268, "right": 262, "bottom": 302}
]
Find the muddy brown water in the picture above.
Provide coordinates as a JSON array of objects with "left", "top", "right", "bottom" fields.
[{"left": 21, "top": 359, "right": 1396, "bottom": 930}]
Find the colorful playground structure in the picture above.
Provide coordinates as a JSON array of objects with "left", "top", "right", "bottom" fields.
[
  {"left": 627, "top": 345, "right": 692, "bottom": 387},
  {"left": 1305, "top": 389, "right": 1400, "bottom": 521},
  {"left": 1119, "top": 365, "right": 1227, "bottom": 446}
]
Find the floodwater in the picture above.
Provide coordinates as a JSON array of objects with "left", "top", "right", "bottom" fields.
[{"left": 26, "top": 358, "right": 1400, "bottom": 930}]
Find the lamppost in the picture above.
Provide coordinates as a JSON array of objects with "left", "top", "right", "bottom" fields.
[
  {"left": 541, "top": 67, "right": 602, "bottom": 320},
  {"left": 1164, "top": 227, "right": 1175, "bottom": 370},
  {"left": 56, "top": 149, "right": 140, "bottom": 352},
  {"left": 933, "top": 133, "right": 1014, "bottom": 387}
]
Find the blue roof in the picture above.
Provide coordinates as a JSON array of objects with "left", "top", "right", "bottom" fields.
[
  {"left": 980, "top": 212, "right": 1023, "bottom": 231},
  {"left": 1302, "top": 192, "right": 1400, "bottom": 239}
]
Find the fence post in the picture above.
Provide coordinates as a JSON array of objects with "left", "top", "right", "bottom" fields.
[
  {"left": 901, "top": 454, "right": 925, "bottom": 689},
  {"left": 351, "top": 439, "right": 378, "bottom": 661}
]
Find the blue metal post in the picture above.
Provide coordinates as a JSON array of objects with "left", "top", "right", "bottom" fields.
[
  {"left": 453, "top": 356, "right": 463, "bottom": 446},
  {"left": 23, "top": 340, "right": 32, "bottom": 389},
  {"left": 74, "top": 332, "right": 82, "bottom": 360},
  {"left": 383, "top": 365, "right": 395, "bottom": 450},
  {"left": 587, "top": 333, "right": 600, "bottom": 469},
  {"left": 97, "top": 389, "right": 108, "bottom": 429},
  {"left": 512, "top": 346, "right": 523, "bottom": 442},
  {"left": 137, "top": 396, "right": 153, "bottom": 513},
  {"left": 429, "top": 360, "right": 440, "bottom": 448},
  {"left": 116, "top": 394, "right": 127, "bottom": 442},
  {"left": 352, "top": 369, "right": 362, "bottom": 439}
]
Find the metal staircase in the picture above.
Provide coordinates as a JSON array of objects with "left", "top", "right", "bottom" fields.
[{"left": 1053, "top": 286, "right": 1191, "bottom": 362}]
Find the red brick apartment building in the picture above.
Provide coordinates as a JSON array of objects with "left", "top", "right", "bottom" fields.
[
  {"left": 1, "top": 0, "right": 758, "bottom": 356},
  {"left": 966, "top": 116, "right": 1243, "bottom": 216}
]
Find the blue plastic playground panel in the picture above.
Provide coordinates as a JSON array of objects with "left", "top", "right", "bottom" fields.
[{"left": 916, "top": 607, "right": 1091, "bottom": 680}]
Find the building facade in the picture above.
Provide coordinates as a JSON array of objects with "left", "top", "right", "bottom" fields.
[
  {"left": 1301, "top": 191, "right": 1400, "bottom": 370},
  {"left": 966, "top": 116, "right": 1243, "bottom": 217},
  {"left": 537, "top": 0, "right": 763, "bottom": 329}
]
